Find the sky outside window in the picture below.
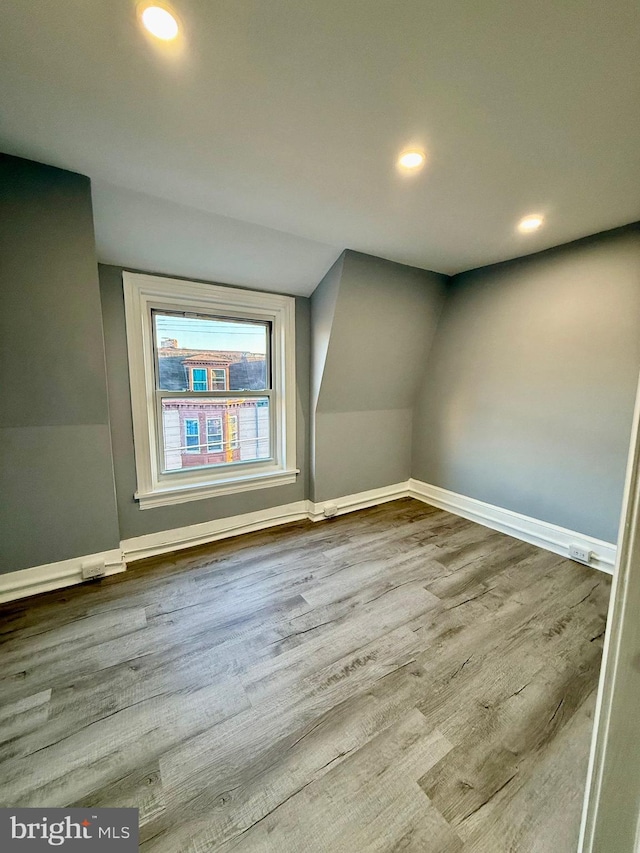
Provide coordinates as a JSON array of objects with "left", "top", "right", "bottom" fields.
[{"left": 154, "top": 313, "right": 268, "bottom": 353}]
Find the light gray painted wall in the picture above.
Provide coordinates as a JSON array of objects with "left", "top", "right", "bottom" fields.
[
  {"left": 412, "top": 224, "right": 640, "bottom": 543},
  {"left": 0, "top": 155, "right": 120, "bottom": 573},
  {"left": 315, "top": 409, "right": 413, "bottom": 499},
  {"left": 310, "top": 253, "right": 344, "bottom": 411},
  {"left": 312, "top": 250, "right": 448, "bottom": 502},
  {"left": 98, "top": 264, "right": 310, "bottom": 541},
  {"left": 4, "top": 154, "right": 637, "bottom": 571},
  {"left": 310, "top": 253, "right": 345, "bottom": 497}
]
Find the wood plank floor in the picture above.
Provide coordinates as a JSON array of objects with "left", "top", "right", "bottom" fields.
[{"left": 0, "top": 499, "right": 610, "bottom": 852}]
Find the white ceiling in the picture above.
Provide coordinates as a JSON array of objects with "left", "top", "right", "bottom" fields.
[{"left": 1, "top": 0, "right": 639, "bottom": 296}]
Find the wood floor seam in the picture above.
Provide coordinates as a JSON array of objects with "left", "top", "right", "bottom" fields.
[{"left": 0, "top": 498, "right": 609, "bottom": 852}]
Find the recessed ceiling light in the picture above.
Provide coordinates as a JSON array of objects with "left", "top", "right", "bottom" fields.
[
  {"left": 141, "top": 5, "right": 179, "bottom": 40},
  {"left": 518, "top": 214, "right": 544, "bottom": 233},
  {"left": 397, "top": 150, "right": 426, "bottom": 172}
]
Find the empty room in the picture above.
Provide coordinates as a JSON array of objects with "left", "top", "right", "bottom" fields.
[{"left": 1, "top": 1, "right": 639, "bottom": 851}]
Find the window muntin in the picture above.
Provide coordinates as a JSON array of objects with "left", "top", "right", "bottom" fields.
[
  {"left": 184, "top": 418, "right": 200, "bottom": 452},
  {"left": 192, "top": 368, "right": 207, "bottom": 391},
  {"left": 124, "top": 272, "right": 297, "bottom": 508},
  {"left": 211, "top": 369, "right": 227, "bottom": 390},
  {"left": 206, "top": 416, "right": 223, "bottom": 452}
]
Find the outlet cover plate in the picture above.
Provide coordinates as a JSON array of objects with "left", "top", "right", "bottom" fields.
[
  {"left": 81, "top": 557, "right": 106, "bottom": 580},
  {"left": 569, "top": 544, "right": 592, "bottom": 564}
]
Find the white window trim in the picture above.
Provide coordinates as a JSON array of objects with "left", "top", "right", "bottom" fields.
[
  {"left": 123, "top": 272, "right": 298, "bottom": 509},
  {"left": 211, "top": 368, "right": 227, "bottom": 391},
  {"left": 206, "top": 416, "right": 223, "bottom": 453}
]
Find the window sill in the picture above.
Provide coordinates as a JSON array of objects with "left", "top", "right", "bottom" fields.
[{"left": 135, "top": 468, "right": 300, "bottom": 510}]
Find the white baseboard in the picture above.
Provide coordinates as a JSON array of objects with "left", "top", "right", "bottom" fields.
[
  {"left": 0, "top": 481, "right": 616, "bottom": 604},
  {"left": 121, "top": 500, "right": 310, "bottom": 562},
  {"left": 123, "top": 482, "right": 407, "bottom": 561},
  {"left": 307, "top": 482, "right": 408, "bottom": 522},
  {"left": 0, "top": 549, "right": 125, "bottom": 605},
  {"left": 408, "top": 479, "right": 617, "bottom": 575}
]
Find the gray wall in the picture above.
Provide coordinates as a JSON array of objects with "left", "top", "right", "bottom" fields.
[
  {"left": 312, "top": 250, "right": 448, "bottom": 502},
  {"left": 98, "top": 264, "right": 310, "bottom": 541},
  {"left": 412, "top": 224, "right": 640, "bottom": 543},
  {"left": 0, "top": 155, "right": 120, "bottom": 573},
  {"left": 310, "top": 253, "right": 345, "bottom": 498},
  {"left": 311, "top": 253, "right": 344, "bottom": 412},
  {"left": 3, "top": 152, "right": 638, "bottom": 573}
]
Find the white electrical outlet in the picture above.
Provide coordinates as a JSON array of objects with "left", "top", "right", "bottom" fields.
[
  {"left": 569, "top": 544, "right": 592, "bottom": 565},
  {"left": 323, "top": 503, "right": 338, "bottom": 518},
  {"left": 81, "top": 557, "right": 106, "bottom": 581}
]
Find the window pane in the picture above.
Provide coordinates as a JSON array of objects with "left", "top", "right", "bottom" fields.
[
  {"left": 184, "top": 418, "right": 200, "bottom": 452},
  {"left": 192, "top": 368, "right": 207, "bottom": 391},
  {"left": 229, "top": 414, "right": 239, "bottom": 449},
  {"left": 154, "top": 312, "right": 269, "bottom": 392},
  {"left": 211, "top": 369, "right": 227, "bottom": 390},
  {"left": 206, "top": 416, "right": 223, "bottom": 452},
  {"left": 161, "top": 398, "right": 270, "bottom": 471}
]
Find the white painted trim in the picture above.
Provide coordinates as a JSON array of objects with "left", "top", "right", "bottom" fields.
[
  {"left": 122, "top": 271, "right": 297, "bottom": 509},
  {"left": 578, "top": 372, "right": 640, "bottom": 853},
  {"left": 408, "top": 479, "right": 616, "bottom": 574},
  {"left": 121, "top": 500, "right": 310, "bottom": 562},
  {"left": 307, "top": 482, "right": 409, "bottom": 522},
  {"left": 135, "top": 468, "right": 300, "bottom": 509},
  {"left": 127, "top": 482, "right": 408, "bottom": 562},
  {"left": 0, "top": 480, "right": 615, "bottom": 604},
  {"left": 0, "top": 549, "right": 125, "bottom": 605}
]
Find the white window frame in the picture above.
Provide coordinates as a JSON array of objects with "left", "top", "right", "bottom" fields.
[
  {"left": 211, "top": 368, "right": 227, "bottom": 391},
  {"left": 123, "top": 272, "right": 298, "bottom": 509},
  {"left": 206, "top": 416, "right": 223, "bottom": 452}
]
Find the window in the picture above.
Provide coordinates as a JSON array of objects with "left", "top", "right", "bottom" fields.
[
  {"left": 229, "top": 414, "right": 239, "bottom": 449},
  {"left": 185, "top": 418, "right": 200, "bottom": 452},
  {"left": 206, "top": 416, "right": 223, "bottom": 452},
  {"left": 211, "top": 369, "right": 227, "bottom": 390},
  {"left": 123, "top": 272, "right": 297, "bottom": 508},
  {"left": 192, "top": 368, "right": 208, "bottom": 391}
]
